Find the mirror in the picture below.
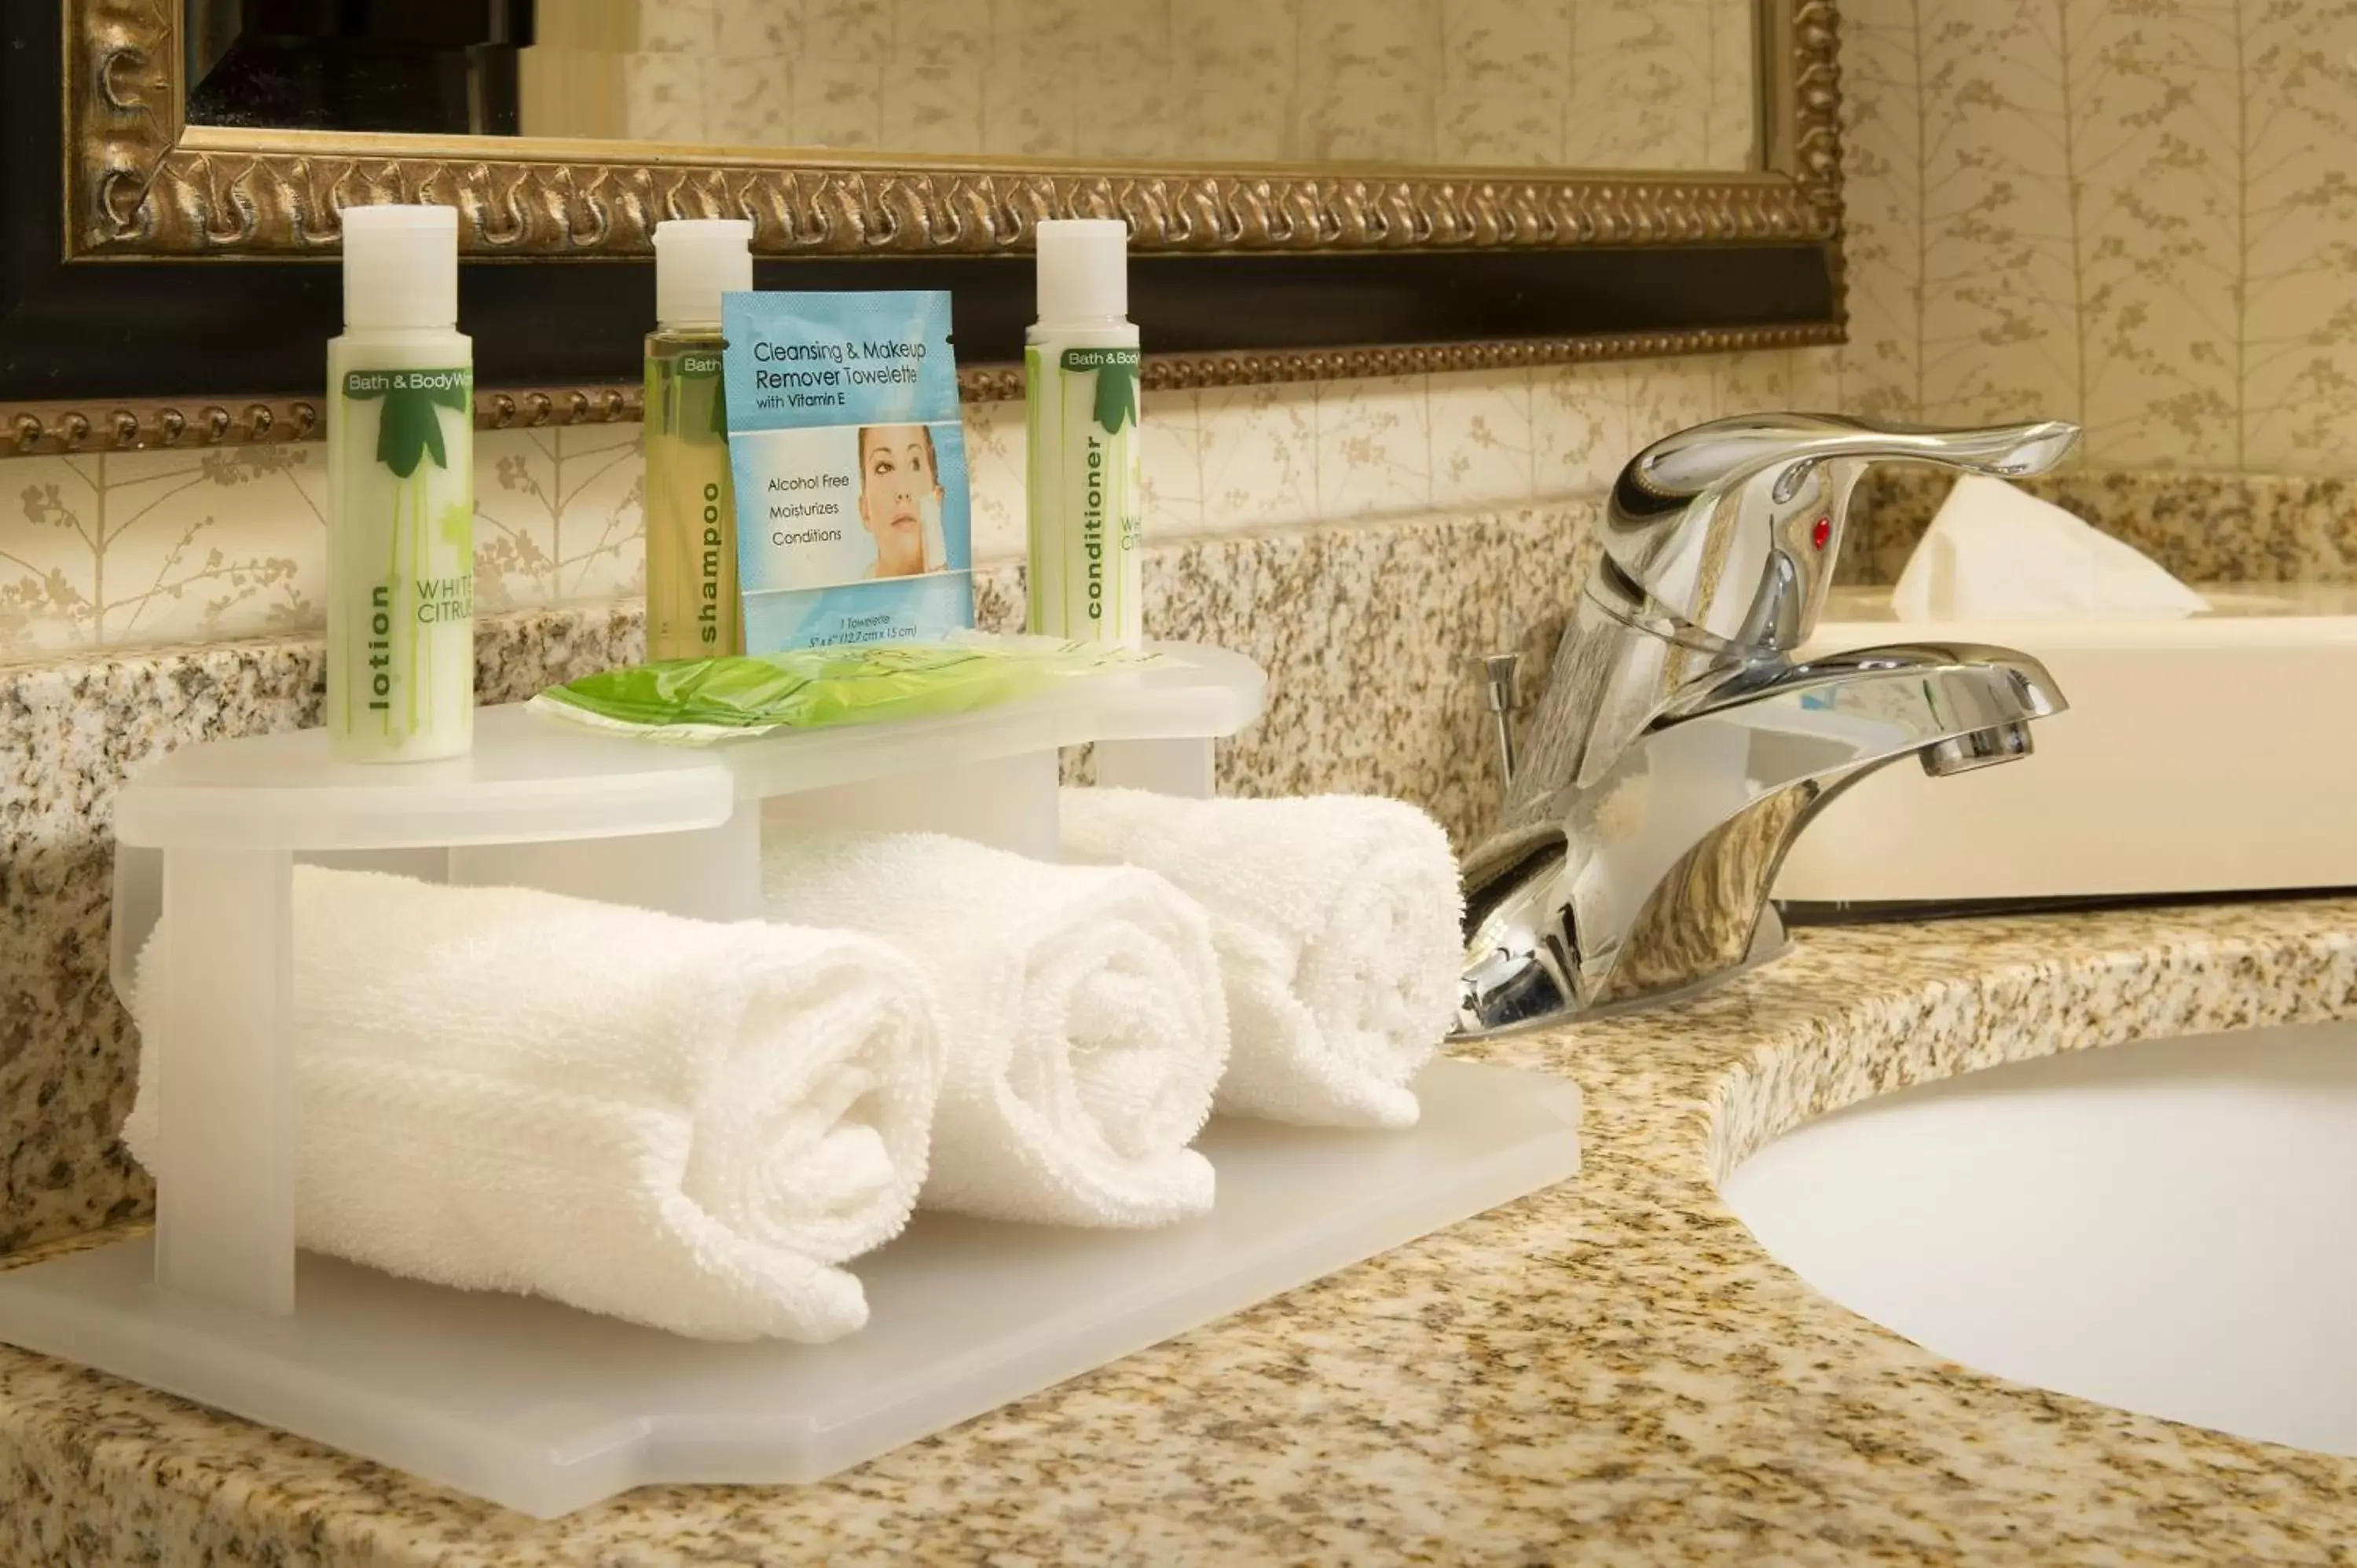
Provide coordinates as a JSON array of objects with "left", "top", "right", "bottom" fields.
[
  {"left": 2, "top": 1, "right": 1839, "bottom": 451},
  {"left": 184, "top": 1, "right": 1761, "bottom": 174}
]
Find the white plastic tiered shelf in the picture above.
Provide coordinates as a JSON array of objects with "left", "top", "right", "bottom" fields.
[{"left": 0, "top": 642, "right": 1585, "bottom": 1518}]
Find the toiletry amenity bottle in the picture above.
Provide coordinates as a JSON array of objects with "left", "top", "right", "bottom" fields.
[
  {"left": 646, "top": 219, "right": 753, "bottom": 661},
  {"left": 327, "top": 204, "right": 475, "bottom": 763},
  {"left": 1026, "top": 219, "right": 1142, "bottom": 645}
]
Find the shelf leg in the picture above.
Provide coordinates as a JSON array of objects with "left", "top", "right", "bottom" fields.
[
  {"left": 152, "top": 848, "right": 296, "bottom": 1314},
  {"left": 1094, "top": 738, "right": 1215, "bottom": 799}
]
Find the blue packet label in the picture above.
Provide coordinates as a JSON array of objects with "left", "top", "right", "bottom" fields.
[{"left": 721, "top": 291, "right": 973, "bottom": 650}]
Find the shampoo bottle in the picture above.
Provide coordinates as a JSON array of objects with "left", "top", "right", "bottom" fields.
[
  {"left": 646, "top": 219, "right": 753, "bottom": 661},
  {"left": 326, "top": 204, "right": 475, "bottom": 762},
  {"left": 1026, "top": 219, "right": 1142, "bottom": 644}
]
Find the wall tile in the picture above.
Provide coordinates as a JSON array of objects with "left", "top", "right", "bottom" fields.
[
  {"left": 1428, "top": 369, "right": 1538, "bottom": 510},
  {"left": 1789, "top": 346, "right": 1848, "bottom": 414},
  {"left": 2, "top": 458, "right": 101, "bottom": 658},
  {"left": 1314, "top": 375, "right": 1431, "bottom": 521},
  {"left": 874, "top": 0, "right": 986, "bottom": 155},
  {"left": 1704, "top": 0, "right": 1758, "bottom": 167},
  {"left": 1716, "top": 350, "right": 1796, "bottom": 420},
  {"left": 1171, "top": 0, "right": 1299, "bottom": 161},
  {"left": 473, "top": 428, "right": 560, "bottom": 615},
  {"left": 1197, "top": 381, "right": 1319, "bottom": 533},
  {"left": 1074, "top": 3, "right": 1176, "bottom": 163},
  {"left": 546, "top": 425, "right": 648, "bottom": 603},
  {"left": 790, "top": 60, "right": 884, "bottom": 149},
  {"left": 1292, "top": 0, "right": 1439, "bottom": 163},
  {"left": 981, "top": 0, "right": 1089, "bottom": 159},
  {"left": 1139, "top": 390, "right": 1206, "bottom": 540},
  {"left": 1567, "top": 0, "right": 1716, "bottom": 169},
  {"left": 1435, "top": 0, "right": 1571, "bottom": 166},
  {"left": 965, "top": 398, "right": 1028, "bottom": 563},
  {"left": 1532, "top": 362, "right": 1630, "bottom": 497},
  {"left": 706, "top": 57, "right": 787, "bottom": 148},
  {"left": 711, "top": 0, "right": 797, "bottom": 57},
  {"left": 619, "top": 53, "right": 712, "bottom": 145},
  {"left": 2063, "top": 4, "right": 2240, "bottom": 468},
  {"left": 1624, "top": 357, "right": 1721, "bottom": 452},
  {"left": 90, "top": 447, "right": 321, "bottom": 648},
  {"left": 2237, "top": 0, "right": 2357, "bottom": 473},
  {"left": 639, "top": 0, "right": 720, "bottom": 53}
]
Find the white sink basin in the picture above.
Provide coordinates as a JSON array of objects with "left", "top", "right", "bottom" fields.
[{"left": 1722, "top": 1022, "right": 2357, "bottom": 1455}]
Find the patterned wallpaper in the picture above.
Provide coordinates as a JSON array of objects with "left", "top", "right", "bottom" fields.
[
  {"left": 11, "top": 0, "right": 2357, "bottom": 662},
  {"left": 610, "top": 0, "right": 1758, "bottom": 171},
  {"left": 1834, "top": 0, "right": 2357, "bottom": 471},
  {"left": 0, "top": 354, "right": 1793, "bottom": 661}
]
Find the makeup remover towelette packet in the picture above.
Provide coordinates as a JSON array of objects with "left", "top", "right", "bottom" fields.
[{"left": 722, "top": 291, "right": 973, "bottom": 650}]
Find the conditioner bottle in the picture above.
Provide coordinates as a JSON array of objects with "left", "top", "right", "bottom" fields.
[{"left": 1025, "top": 219, "right": 1142, "bottom": 644}]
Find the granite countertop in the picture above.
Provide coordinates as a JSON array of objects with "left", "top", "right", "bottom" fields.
[{"left": 6, "top": 899, "right": 2357, "bottom": 1565}]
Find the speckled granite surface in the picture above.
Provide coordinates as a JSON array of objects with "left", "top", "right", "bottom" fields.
[
  {"left": 0, "top": 511, "right": 1582, "bottom": 1258},
  {"left": 0, "top": 604, "right": 643, "bottom": 1256},
  {"left": 5, "top": 901, "right": 2357, "bottom": 1564},
  {"left": 1852, "top": 467, "right": 2357, "bottom": 585}
]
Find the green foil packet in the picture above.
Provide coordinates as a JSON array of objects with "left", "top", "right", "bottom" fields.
[{"left": 528, "top": 634, "right": 1163, "bottom": 744}]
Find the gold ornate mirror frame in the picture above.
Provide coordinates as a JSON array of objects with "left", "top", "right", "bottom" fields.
[{"left": 13, "top": 0, "right": 1844, "bottom": 455}]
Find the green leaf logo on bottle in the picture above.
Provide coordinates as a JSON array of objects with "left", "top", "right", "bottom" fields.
[
  {"left": 1063, "top": 346, "right": 1141, "bottom": 436},
  {"left": 343, "top": 368, "right": 475, "bottom": 477}
]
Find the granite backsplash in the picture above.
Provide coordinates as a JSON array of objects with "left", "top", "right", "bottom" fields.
[{"left": 1852, "top": 467, "right": 2357, "bottom": 585}]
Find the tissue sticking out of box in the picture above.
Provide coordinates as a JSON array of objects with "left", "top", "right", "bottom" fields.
[{"left": 1890, "top": 474, "right": 2209, "bottom": 620}]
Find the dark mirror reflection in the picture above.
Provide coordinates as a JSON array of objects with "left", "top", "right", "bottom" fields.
[{"left": 186, "top": 0, "right": 534, "bottom": 136}]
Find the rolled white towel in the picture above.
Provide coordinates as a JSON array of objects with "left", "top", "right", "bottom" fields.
[
  {"left": 1060, "top": 789, "right": 1461, "bottom": 1129},
  {"left": 762, "top": 829, "right": 1227, "bottom": 1228},
  {"left": 123, "top": 866, "right": 941, "bottom": 1343}
]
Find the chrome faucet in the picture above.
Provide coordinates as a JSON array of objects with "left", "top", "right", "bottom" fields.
[{"left": 1456, "top": 412, "right": 2080, "bottom": 1036}]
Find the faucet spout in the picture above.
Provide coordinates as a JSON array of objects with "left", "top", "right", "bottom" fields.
[
  {"left": 1456, "top": 643, "right": 2065, "bottom": 1035},
  {"left": 1454, "top": 411, "right": 2081, "bottom": 1038}
]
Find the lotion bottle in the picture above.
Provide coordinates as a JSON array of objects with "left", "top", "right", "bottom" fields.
[
  {"left": 1026, "top": 219, "right": 1142, "bottom": 644},
  {"left": 326, "top": 204, "right": 475, "bottom": 762},
  {"left": 645, "top": 219, "right": 753, "bottom": 661}
]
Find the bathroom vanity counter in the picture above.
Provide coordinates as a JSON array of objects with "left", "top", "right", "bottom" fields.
[{"left": 6, "top": 899, "right": 2357, "bottom": 1564}]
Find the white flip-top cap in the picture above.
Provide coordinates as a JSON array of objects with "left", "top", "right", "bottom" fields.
[
  {"left": 1036, "top": 218, "right": 1129, "bottom": 322},
  {"left": 341, "top": 204, "right": 459, "bottom": 330},
  {"left": 654, "top": 219, "right": 755, "bottom": 328}
]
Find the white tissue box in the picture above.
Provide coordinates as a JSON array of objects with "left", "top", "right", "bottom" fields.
[{"left": 1774, "top": 583, "right": 2357, "bottom": 909}]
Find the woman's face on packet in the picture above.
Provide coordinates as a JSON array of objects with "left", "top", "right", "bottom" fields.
[{"left": 859, "top": 425, "right": 934, "bottom": 571}]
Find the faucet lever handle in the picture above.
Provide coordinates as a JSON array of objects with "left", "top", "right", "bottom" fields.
[{"left": 1604, "top": 412, "right": 2081, "bottom": 654}]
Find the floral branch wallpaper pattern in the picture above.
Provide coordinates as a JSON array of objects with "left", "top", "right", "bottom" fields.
[
  {"left": 1833, "top": 0, "right": 2357, "bottom": 469},
  {"left": 10, "top": 0, "right": 2357, "bottom": 664}
]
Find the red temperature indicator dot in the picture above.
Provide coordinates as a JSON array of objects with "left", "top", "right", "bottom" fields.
[{"left": 1810, "top": 515, "right": 1832, "bottom": 551}]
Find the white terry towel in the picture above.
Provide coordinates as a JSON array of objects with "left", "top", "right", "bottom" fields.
[
  {"left": 123, "top": 866, "right": 941, "bottom": 1343},
  {"left": 762, "top": 829, "right": 1228, "bottom": 1228},
  {"left": 1061, "top": 789, "right": 1461, "bottom": 1130}
]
